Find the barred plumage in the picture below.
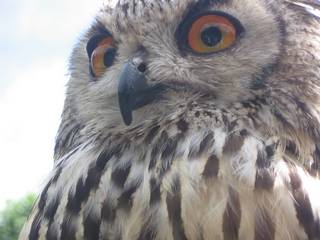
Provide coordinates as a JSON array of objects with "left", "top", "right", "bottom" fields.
[{"left": 20, "top": 0, "right": 320, "bottom": 239}]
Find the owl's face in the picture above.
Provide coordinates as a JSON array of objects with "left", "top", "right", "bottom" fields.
[{"left": 64, "top": 0, "right": 320, "bottom": 135}]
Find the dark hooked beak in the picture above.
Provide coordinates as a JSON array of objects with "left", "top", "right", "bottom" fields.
[{"left": 118, "top": 59, "right": 164, "bottom": 126}]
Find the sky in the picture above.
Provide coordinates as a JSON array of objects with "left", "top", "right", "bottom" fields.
[{"left": 0, "top": 0, "right": 103, "bottom": 209}]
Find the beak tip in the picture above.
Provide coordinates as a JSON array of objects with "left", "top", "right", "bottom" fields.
[
  {"left": 123, "top": 115, "right": 132, "bottom": 126},
  {"left": 118, "top": 95, "right": 133, "bottom": 126}
]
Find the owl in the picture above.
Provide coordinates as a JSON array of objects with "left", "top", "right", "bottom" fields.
[{"left": 20, "top": 0, "right": 320, "bottom": 239}]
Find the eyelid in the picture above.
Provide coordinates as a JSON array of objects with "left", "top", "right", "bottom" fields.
[
  {"left": 86, "top": 34, "right": 114, "bottom": 59},
  {"left": 176, "top": 11, "right": 245, "bottom": 54},
  {"left": 87, "top": 34, "right": 117, "bottom": 79}
]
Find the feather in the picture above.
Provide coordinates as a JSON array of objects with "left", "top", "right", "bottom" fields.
[{"left": 287, "top": 0, "right": 320, "bottom": 18}]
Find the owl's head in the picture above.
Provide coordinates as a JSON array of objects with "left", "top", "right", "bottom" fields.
[{"left": 55, "top": 0, "right": 320, "bottom": 158}]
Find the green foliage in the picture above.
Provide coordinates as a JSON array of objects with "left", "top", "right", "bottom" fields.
[{"left": 0, "top": 194, "right": 37, "bottom": 240}]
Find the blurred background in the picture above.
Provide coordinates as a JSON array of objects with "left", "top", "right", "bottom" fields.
[{"left": 0, "top": 0, "right": 102, "bottom": 238}]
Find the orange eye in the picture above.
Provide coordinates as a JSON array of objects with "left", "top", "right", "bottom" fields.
[
  {"left": 90, "top": 37, "right": 116, "bottom": 78},
  {"left": 186, "top": 13, "right": 242, "bottom": 54}
]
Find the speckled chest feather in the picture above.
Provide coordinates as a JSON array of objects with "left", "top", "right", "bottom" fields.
[{"left": 20, "top": 100, "right": 320, "bottom": 240}]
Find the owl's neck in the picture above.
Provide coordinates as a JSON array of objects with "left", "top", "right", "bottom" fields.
[{"left": 55, "top": 90, "right": 320, "bottom": 175}]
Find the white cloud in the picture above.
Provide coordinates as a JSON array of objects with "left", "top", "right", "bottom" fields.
[
  {"left": 0, "top": 58, "right": 66, "bottom": 208},
  {"left": 0, "top": 0, "right": 104, "bottom": 208},
  {"left": 16, "top": 0, "right": 102, "bottom": 45}
]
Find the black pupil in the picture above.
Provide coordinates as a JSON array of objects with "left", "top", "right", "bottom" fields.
[
  {"left": 104, "top": 48, "right": 116, "bottom": 67},
  {"left": 201, "top": 26, "right": 222, "bottom": 47}
]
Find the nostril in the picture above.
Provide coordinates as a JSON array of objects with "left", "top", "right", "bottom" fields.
[{"left": 137, "top": 63, "right": 147, "bottom": 73}]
